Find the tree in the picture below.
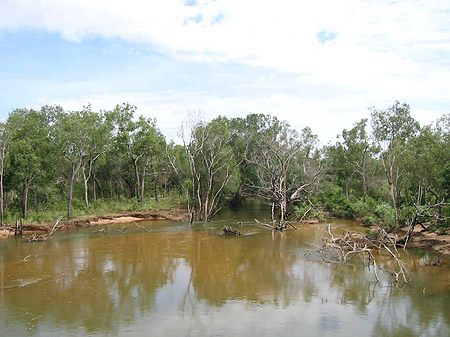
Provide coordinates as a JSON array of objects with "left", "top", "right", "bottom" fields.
[
  {"left": 244, "top": 117, "right": 322, "bottom": 226},
  {"left": 7, "top": 107, "right": 58, "bottom": 219},
  {"left": 371, "top": 102, "right": 420, "bottom": 225},
  {"left": 55, "top": 106, "right": 110, "bottom": 218},
  {"left": 180, "top": 116, "right": 246, "bottom": 222},
  {"left": 0, "top": 122, "right": 12, "bottom": 225},
  {"left": 107, "top": 103, "right": 165, "bottom": 202},
  {"left": 340, "top": 118, "right": 377, "bottom": 202},
  {"left": 402, "top": 115, "right": 450, "bottom": 229}
]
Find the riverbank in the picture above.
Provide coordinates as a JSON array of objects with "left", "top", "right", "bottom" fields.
[
  {"left": 0, "top": 207, "right": 189, "bottom": 238},
  {"left": 402, "top": 225, "right": 450, "bottom": 256}
]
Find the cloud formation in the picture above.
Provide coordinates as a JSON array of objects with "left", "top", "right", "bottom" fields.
[{"left": 1, "top": 0, "right": 449, "bottom": 142}]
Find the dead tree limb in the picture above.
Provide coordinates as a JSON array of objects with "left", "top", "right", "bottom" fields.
[
  {"left": 49, "top": 216, "right": 64, "bottom": 237},
  {"left": 310, "top": 225, "right": 409, "bottom": 283},
  {"left": 222, "top": 226, "right": 242, "bottom": 236},
  {"left": 254, "top": 218, "right": 296, "bottom": 231}
]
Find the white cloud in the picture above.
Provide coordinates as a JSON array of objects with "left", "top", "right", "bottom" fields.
[{"left": 2, "top": 0, "right": 450, "bottom": 142}]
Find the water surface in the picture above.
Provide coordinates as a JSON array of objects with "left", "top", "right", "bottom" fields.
[{"left": 1, "top": 203, "right": 449, "bottom": 336}]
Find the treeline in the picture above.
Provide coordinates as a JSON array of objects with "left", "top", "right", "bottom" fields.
[{"left": 0, "top": 101, "right": 448, "bottom": 231}]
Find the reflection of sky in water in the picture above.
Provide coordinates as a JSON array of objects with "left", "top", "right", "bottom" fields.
[{"left": 0, "top": 215, "right": 449, "bottom": 337}]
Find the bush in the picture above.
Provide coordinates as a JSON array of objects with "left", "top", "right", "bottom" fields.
[
  {"left": 292, "top": 205, "right": 325, "bottom": 222},
  {"left": 350, "top": 196, "right": 377, "bottom": 219},
  {"left": 318, "top": 183, "right": 355, "bottom": 218},
  {"left": 373, "top": 203, "right": 396, "bottom": 228}
]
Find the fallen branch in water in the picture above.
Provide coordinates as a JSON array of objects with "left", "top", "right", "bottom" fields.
[
  {"left": 49, "top": 216, "right": 64, "bottom": 237},
  {"left": 222, "top": 226, "right": 242, "bottom": 236},
  {"left": 254, "top": 219, "right": 297, "bottom": 231},
  {"left": 94, "top": 226, "right": 110, "bottom": 233},
  {"left": 24, "top": 233, "right": 49, "bottom": 242},
  {"left": 308, "top": 225, "right": 410, "bottom": 283},
  {"left": 23, "top": 217, "right": 64, "bottom": 242},
  {"left": 134, "top": 223, "right": 149, "bottom": 232}
]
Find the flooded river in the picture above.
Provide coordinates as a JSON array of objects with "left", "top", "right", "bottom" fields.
[{"left": 1, "top": 203, "right": 449, "bottom": 336}]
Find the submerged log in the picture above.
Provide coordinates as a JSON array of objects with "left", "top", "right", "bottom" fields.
[
  {"left": 254, "top": 219, "right": 297, "bottom": 231},
  {"left": 222, "top": 226, "right": 242, "bottom": 236}
]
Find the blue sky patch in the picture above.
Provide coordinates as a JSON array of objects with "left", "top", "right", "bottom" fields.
[
  {"left": 316, "top": 30, "right": 337, "bottom": 44},
  {"left": 185, "top": 0, "right": 197, "bottom": 7}
]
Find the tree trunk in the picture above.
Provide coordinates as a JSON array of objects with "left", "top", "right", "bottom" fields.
[
  {"left": 0, "top": 161, "right": 3, "bottom": 226},
  {"left": 22, "top": 179, "right": 30, "bottom": 219},
  {"left": 132, "top": 158, "right": 141, "bottom": 202},
  {"left": 362, "top": 171, "right": 367, "bottom": 202},
  {"left": 141, "top": 166, "right": 146, "bottom": 202},
  {"left": 95, "top": 177, "right": 104, "bottom": 199},
  {"left": 389, "top": 181, "right": 399, "bottom": 225},
  {"left": 151, "top": 158, "right": 158, "bottom": 202},
  {"left": 82, "top": 163, "right": 89, "bottom": 212},
  {"left": 68, "top": 168, "right": 75, "bottom": 219},
  {"left": 92, "top": 171, "right": 96, "bottom": 202},
  {"left": 67, "top": 161, "right": 82, "bottom": 219}
]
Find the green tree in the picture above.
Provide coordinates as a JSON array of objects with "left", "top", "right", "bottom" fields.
[
  {"left": 7, "top": 107, "right": 58, "bottom": 219},
  {"left": 55, "top": 106, "right": 109, "bottom": 218},
  {"left": 371, "top": 101, "right": 420, "bottom": 225},
  {"left": 107, "top": 103, "right": 166, "bottom": 202},
  {"left": 0, "top": 122, "right": 12, "bottom": 225},
  {"left": 340, "top": 118, "right": 377, "bottom": 202}
]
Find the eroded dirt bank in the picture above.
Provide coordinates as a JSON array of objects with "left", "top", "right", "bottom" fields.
[{"left": 0, "top": 207, "right": 189, "bottom": 238}]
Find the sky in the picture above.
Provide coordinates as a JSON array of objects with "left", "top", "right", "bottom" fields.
[{"left": 0, "top": 0, "right": 449, "bottom": 144}]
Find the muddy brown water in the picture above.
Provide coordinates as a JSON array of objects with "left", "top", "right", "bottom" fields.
[{"left": 1, "top": 202, "right": 449, "bottom": 336}]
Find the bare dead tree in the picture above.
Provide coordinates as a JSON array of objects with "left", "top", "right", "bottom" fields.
[
  {"left": 399, "top": 200, "right": 450, "bottom": 249},
  {"left": 179, "top": 115, "right": 248, "bottom": 223},
  {"left": 245, "top": 126, "right": 322, "bottom": 227},
  {"left": 309, "top": 225, "right": 410, "bottom": 283}
]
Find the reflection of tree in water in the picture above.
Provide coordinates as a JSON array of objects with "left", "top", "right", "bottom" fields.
[
  {"left": 2, "top": 224, "right": 449, "bottom": 336},
  {"left": 186, "top": 231, "right": 301, "bottom": 306},
  {"left": 326, "top": 263, "right": 378, "bottom": 314},
  {"left": 370, "top": 285, "right": 450, "bottom": 337},
  {"left": 1, "top": 233, "right": 180, "bottom": 334}
]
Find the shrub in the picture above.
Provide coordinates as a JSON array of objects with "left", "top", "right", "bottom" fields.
[
  {"left": 374, "top": 203, "right": 396, "bottom": 228},
  {"left": 292, "top": 205, "right": 325, "bottom": 222}
]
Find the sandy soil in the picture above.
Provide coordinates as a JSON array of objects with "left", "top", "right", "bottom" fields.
[
  {"left": 0, "top": 207, "right": 189, "bottom": 238},
  {"left": 407, "top": 229, "right": 450, "bottom": 256}
]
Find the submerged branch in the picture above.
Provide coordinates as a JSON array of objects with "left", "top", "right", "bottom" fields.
[
  {"left": 310, "top": 225, "right": 410, "bottom": 283},
  {"left": 254, "top": 218, "right": 297, "bottom": 231}
]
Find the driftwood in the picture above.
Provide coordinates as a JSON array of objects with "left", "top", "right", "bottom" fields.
[
  {"left": 23, "top": 216, "right": 64, "bottom": 242},
  {"left": 94, "top": 226, "right": 110, "bottom": 233},
  {"left": 49, "top": 216, "right": 64, "bottom": 237},
  {"left": 254, "top": 219, "right": 297, "bottom": 231},
  {"left": 309, "top": 225, "right": 410, "bottom": 283},
  {"left": 15, "top": 219, "right": 23, "bottom": 236},
  {"left": 222, "top": 226, "right": 242, "bottom": 236},
  {"left": 24, "top": 233, "right": 49, "bottom": 242}
]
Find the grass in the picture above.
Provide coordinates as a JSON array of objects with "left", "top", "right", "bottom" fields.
[{"left": 3, "top": 196, "right": 184, "bottom": 225}]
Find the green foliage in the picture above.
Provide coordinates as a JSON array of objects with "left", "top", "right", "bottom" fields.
[
  {"left": 373, "top": 203, "right": 396, "bottom": 228},
  {"left": 292, "top": 205, "right": 325, "bottom": 222},
  {"left": 0, "top": 101, "right": 447, "bottom": 235},
  {"left": 318, "top": 182, "right": 355, "bottom": 218},
  {"left": 4, "top": 197, "right": 181, "bottom": 224},
  {"left": 350, "top": 197, "right": 377, "bottom": 218}
]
